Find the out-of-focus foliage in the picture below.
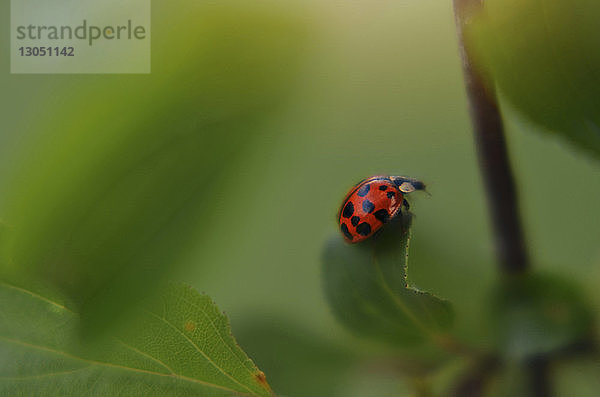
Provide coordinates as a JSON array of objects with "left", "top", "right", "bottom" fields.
[
  {"left": 0, "top": 1, "right": 308, "bottom": 338},
  {"left": 490, "top": 275, "right": 593, "bottom": 360},
  {"left": 489, "top": 273, "right": 593, "bottom": 360},
  {"left": 0, "top": 282, "right": 272, "bottom": 396},
  {"left": 555, "top": 358, "right": 600, "bottom": 397},
  {"left": 467, "top": 0, "right": 600, "bottom": 158},
  {"left": 486, "top": 362, "right": 535, "bottom": 397},
  {"left": 235, "top": 319, "right": 361, "bottom": 397},
  {"left": 1, "top": 0, "right": 600, "bottom": 396},
  {"left": 322, "top": 213, "right": 453, "bottom": 347}
]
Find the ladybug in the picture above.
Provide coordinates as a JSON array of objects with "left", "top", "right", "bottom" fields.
[{"left": 338, "top": 175, "right": 426, "bottom": 243}]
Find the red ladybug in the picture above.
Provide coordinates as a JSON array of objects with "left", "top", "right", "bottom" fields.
[{"left": 338, "top": 175, "right": 425, "bottom": 243}]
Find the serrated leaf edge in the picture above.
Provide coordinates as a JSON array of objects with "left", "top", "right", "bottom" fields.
[{"left": 0, "top": 281, "right": 269, "bottom": 397}]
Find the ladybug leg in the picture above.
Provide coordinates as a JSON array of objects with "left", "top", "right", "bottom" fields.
[{"left": 402, "top": 198, "right": 410, "bottom": 211}]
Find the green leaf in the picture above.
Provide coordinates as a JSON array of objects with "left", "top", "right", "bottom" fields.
[
  {"left": 488, "top": 273, "right": 593, "bottom": 360},
  {"left": 0, "top": 282, "right": 273, "bottom": 397},
  {"left": 322, "top": 213, "right": 454, "bottom": 347},
  {"left": 467, "top": 0, "right": 600, "bottom": 158},
  {"left": 0, "top": 2, "right": 308, "bottom": 337}
]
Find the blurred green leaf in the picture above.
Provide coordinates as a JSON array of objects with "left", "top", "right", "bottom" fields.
[
  {"left": 468, "top": 0, "right": 600, "bottom": 157},
  {"left": 321, "top": 213, "right": 454, "bottom": 348},
  {"left": 555, "top": 358, "right": 600, "bottom": 397},
  {"left": 0, "top": 2, "right": 307, "bottom": 338},
  {"left": 0, "top": 281, "right": 273, "bottom": 396},
  {"left": 236, "top": 317, "right": 468, "bottom": 397},
  {"left": 334, "top": 369, "right": 413, "bottom": 397},
  {"left": 489, "top": 273, "right": 593, "bottom": 360},
  {"left": 485, "top": 361, "right": 535, "bottom": 397},
  {"left": 235, "top": 319, "right": 361, "bottom": 397}
]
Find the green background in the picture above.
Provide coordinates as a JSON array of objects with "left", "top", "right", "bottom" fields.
[{"left": 1, "top": 1, "right": 599, "bottom": 396}]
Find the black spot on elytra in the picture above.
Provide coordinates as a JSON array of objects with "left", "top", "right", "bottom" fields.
[
  {"left": 374, "top": 209, "right": 390, "bottom": 223},
  {"left": 341, "top": 223, "right": 353, "bottom": 240},
  {"left": 356, "top": 222, "right": 372, "bottom": 236},
  {"left": 342, "top": 201, "right": 354, "bottom": 218},
  {"left": 378, "top": 185, "right": 388, "bottom": 191},
  {"left": 362, "top": 199, "right": 375, "bottom": 213},
  {"left": 351, "top": 216, "right": 360, "bottom": 226},
  {"left": 357, "top": 184, "right": 370, "bottom": 197},
  {"left": 387, "top": 191, "right": 395, "bottom": 199}
]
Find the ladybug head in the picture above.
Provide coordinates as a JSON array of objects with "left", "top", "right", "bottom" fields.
[{"left": 390, "top": 176, "right": 426, "bottom": 194}]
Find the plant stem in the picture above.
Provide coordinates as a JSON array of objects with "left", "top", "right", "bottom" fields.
[
  {"left": 452, "top": 0, "right": 529, "bottom": 274},
  {"left": 449, "top": 356, "right": 498, "bottom": 397},
  {"left": 528, "top": 356, "right": 553, "bottom": 397}
]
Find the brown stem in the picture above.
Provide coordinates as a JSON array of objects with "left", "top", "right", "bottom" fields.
[
  {"left": 452, "top": 1, "right": 554, "bottom": 396},
  {"left": 528, "top": 356, "right": 554, "bottom": 397},
  {"left": 453, "top": 0, "right": 528, "bottom": 274},
  {"left": 448, "top": 356, "right": 499, "bottom": 397}
]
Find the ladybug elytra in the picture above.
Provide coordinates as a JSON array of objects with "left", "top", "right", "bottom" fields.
[{"left": 338, "top": 175, "right": 425, "bottom": 243}]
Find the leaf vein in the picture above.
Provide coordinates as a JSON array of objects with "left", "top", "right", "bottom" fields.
[
  {"left": 178, "top": 296, "right": 257, "bottom": 377},
  {"left": 0, "top": 282, "right": 73, "bottom": 314},
  {"left": 371, "top": 252, "right": 432, "bottom": 336},
  {"left": 0, "top": 365, "right": 92, "bottom": 380},
  {"left": 115, "top": 338, "right": 176, "bottom": 375},
  {"left": 143, "top": 310, "right": 256, "bottom": 395},
  {"left": 0, "top": 335, "right": 249, "bottom": 395}
]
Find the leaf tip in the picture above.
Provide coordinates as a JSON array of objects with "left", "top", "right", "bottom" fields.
[{"left": 253, "top": 370, "right": 272, "bottom": 393}]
